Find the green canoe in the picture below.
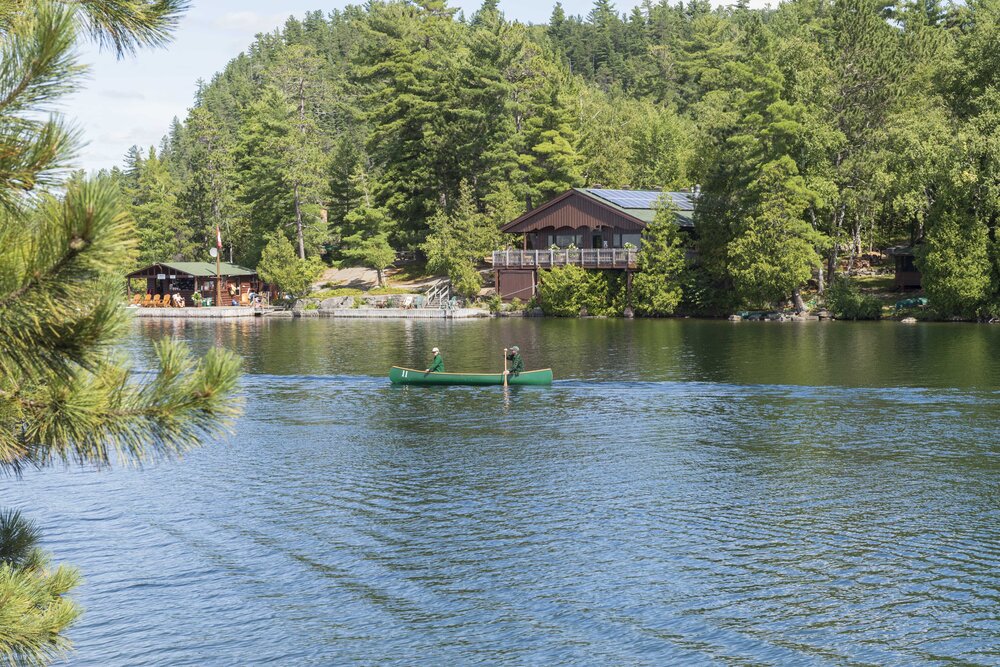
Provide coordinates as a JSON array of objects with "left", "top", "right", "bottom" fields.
[{"left": 389, "top": 366, "right": 553, "bottom": 386}]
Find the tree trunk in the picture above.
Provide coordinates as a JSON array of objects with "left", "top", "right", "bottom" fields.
[
  {"left": 792, "top": 287, "right": 807, "bottom": 314},
  {"left": 376, "top": 268, "right": 385, "bottom": 288},
  {"left": 817, "top": 264, "right": 825, "bottom": 295},
  {"left": 294, "top": 181, "right": 305, "bottom": 260}
]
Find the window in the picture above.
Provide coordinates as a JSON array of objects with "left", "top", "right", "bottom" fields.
[
  {"left": 613, "top": 233, "right": 642, "bottom": 248},
  {"left": 549, "top": 231, "right": 581, "bottom": 248}
]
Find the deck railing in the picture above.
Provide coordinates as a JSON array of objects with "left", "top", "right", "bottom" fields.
[{"left": 492, "top": 248, "right": 637, "bottom": 269}]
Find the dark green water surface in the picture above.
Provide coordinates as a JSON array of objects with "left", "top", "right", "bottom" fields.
[{"left": 6, "top": 318, "right": 1000, "bottom": 665}]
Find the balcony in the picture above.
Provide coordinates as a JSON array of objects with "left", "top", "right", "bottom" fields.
[{"left": 492, "top": 248, "right": 637, "bottom": 270}]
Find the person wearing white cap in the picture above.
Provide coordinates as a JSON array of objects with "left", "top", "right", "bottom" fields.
[{"left": 426, "top": 347, "right": 444, "bottom": 373}]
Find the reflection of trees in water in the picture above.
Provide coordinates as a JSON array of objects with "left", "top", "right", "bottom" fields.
[{"left": 133, "top": 318, "right": 1000, "bottom": 388}]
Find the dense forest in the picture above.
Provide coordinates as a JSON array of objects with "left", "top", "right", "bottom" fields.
[{"left": 113, "top": 0, "right": 1000, "bottom": 317}]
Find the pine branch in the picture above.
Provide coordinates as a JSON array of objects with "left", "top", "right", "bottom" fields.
[
  {"left": 71, "top": 0, "right": 190, "bottom": 57},
  {"left": 0, "top": 2, "right": 82, "bottom": 116},
  {"left": 0, "top": 340, "right": 241, "bottom": 472}
]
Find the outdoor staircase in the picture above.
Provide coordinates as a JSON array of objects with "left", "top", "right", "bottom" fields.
[{"left": 423, "top": 279, "right": 452, "bottom": 308}]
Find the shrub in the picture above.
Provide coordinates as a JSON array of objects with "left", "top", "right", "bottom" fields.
[
  {"left": 537, "top": 265, "right": 590, "bottom": 316},
  {"left": 826, "top": 277, "right": 882, "bottom": 320},
  {"left": 537, "top": 266, "right": 623, "bottom": 316},
  {"left": 486, "top": 294, "right": 503, "bottom": 313}
]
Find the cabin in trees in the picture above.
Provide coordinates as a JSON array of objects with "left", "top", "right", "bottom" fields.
[
  {"left": 126, "top": 262, "right": 267, "bottom": 306},
  {"left": 887, "top": 246, "right": 922, "bottom": 289},
  {"left": 493, "top": 188, "right": 697, "bottom": 301}
]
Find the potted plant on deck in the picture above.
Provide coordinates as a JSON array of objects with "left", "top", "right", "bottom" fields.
[{"left": 192, "top": 291, "right": 203, "bottom": 307}]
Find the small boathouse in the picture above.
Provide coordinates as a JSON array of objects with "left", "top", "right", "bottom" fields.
[{"left": 126, "top": 262, "right": 267, "bottom": 307}]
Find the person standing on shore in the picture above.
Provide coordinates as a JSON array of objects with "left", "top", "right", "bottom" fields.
[{"left": 426, "top": 347, "right": 444, "bottom": 373}]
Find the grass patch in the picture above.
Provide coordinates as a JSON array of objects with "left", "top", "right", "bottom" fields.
[
  {"left": 310, "top": 286, "right": 419, "bottom": 299},
  {"left": 311, "top": 288, "right": 363, "bottom": 298}
]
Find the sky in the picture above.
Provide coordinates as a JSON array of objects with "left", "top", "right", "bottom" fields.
[{"left": 68, "top": 0, "right": 655, "bottom": 173}]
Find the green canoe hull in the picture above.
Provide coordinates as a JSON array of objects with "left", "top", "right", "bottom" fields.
[{"left": 389, "top": 366, "right": 553, "bottom": 386}]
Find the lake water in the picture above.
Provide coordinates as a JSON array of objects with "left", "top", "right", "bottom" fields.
[{"left": 6, "top": 318, "right": 1000, "bottom": 665}]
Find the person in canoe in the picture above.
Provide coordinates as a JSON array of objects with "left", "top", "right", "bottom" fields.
[
  {"left": 426, "top": 347, "right": 444, "bottom": 374},
  {"left": 504, "top": 346, "right": 523, "bottom": 378}
]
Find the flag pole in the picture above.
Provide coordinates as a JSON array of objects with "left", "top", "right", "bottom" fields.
[{"left": 215, "top": 225, "right": 222, "bottom": 308}]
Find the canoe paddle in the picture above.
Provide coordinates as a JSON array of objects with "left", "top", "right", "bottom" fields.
[{"left": 503, "top": 347, "right": 508, "bottom": 387}]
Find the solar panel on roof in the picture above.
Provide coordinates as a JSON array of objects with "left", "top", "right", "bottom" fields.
[{"left": 586, "top": 188, "right": 695, "bottom": 210}]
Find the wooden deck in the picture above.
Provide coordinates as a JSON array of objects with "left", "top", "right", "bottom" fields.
[{"left": 492, "top": 249, "right": 637, "bottom": 270}]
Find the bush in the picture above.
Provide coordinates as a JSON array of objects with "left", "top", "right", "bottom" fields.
[
  {"left": 486, "top": 294, "right": 503, "bottom": 313},
  {"left": 826, "top": 277, "right": 883, "bottom": 320},
  {"left": 536, "top": 266, "right": 623, "bottom": 317},
  {"left": 678, "top": 266, "right": 736, "bottom": 316}
]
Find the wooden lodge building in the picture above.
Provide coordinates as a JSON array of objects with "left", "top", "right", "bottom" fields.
[
  {"left": 126, "top": 262, "right": 267, "bottom": 307},
  {"left": 493, "top": 188, "right": 697, "bottom": 300}
]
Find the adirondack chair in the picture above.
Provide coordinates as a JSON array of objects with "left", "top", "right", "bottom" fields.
[
  {"left": 130, "top": 294, "right": 142, "bottom": 305},
  {"left": 151, "top": 294, "right": 163, "bottom": 307},
  {"left": 140, "top": 293, "right": 152, "bottom": 307}
]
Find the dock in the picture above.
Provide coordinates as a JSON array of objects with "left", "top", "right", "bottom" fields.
[
  {"left": 128, "top": 306, "right": 258, "bottom": 318},
  {"left": 307, "top": 307, "right": 488, "bottom": 319}
]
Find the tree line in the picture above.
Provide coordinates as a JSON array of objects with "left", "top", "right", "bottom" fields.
[{"left": 116, "top": 0, "right": 1000, "bottom": 316}]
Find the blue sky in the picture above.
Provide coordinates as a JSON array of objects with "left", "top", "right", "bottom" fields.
[{"left": 70, "top": 0, "right": 658, "bottom": 171}]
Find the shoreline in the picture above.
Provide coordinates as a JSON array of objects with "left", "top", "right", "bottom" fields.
[{"left": 125, "top": 304, "right": 994, "bottom": 324}]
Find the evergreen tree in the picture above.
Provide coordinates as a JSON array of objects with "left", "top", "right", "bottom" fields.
[
  {"left": 182, "top": 107, "right": 243, "bottom": 263},
  {"left": 520, "top": 84, "right": 583, "bottom": 204},
  {"left": 422, "top": 180, "right": 499, "bottom": 298},
  {"left": 918, "top": 207, "right": 992, "bottom": 318},
  {"left": 257, "top": 232, "right": 324, "bottom": 301},
  {"left": 632, "top": 199, "right": 687, "bottom": 315},
  {"left": 340, "top": 164, "right": 397, "bottom": 287},
  {"left": 123, "top": 147, "right": 193, "bottom": 264},
  {"left": 727, "top": 157, "right": 827, "bottom": 310}
]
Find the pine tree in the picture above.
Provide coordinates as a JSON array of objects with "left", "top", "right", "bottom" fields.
[
  {"left": 182, "top": 107, "right": 243, "bottom": 263},
  {"left": 520, "top": 85, "right": 583, "bottom": 204},
  {"left": 340, "top": 164, "right": 396, "bottom": 287},
  {"left": 123, "top": 146, "right": 193, "bottom": 264},
  {"left": 422, "top": 180, "right": 499, "bottom": 298},
  {"left": 0, "top": 2, "right": 240, "bottom": 664},
  {"left": 256, "top": 232, "right": 324, "bottom": 301},
  {"left": 632, "top": 198, "right": 687, "bottom": 315},
  {"left": 234, "top": 87, "right": 328, "bottom": 264},
  {"left": 727, "top": 157, "right": 827, "bottom": 309}
]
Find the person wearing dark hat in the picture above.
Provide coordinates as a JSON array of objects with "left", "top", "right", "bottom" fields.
[
  {"left": 426, "top": 347, "right": 444, "bottom": 373},
  {"left": 504, "top": 346, "right": 523, "bottom": 378}
]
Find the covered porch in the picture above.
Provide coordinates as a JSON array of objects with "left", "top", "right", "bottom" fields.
[
  {"left": 492, "top": 248, "right": 637, "bottom": 269},
  {"left": 126, "top": 262, "right": 268, "bottom": 307}
]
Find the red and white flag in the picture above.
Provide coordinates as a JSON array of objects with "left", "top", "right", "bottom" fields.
[{"left": 216, "top": 225, "right": 222, "bottom": 249}]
